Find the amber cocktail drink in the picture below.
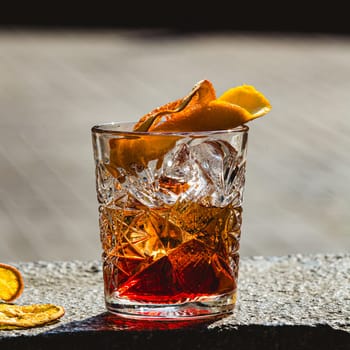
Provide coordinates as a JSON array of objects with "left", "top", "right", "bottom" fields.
[
  {"left": 92, "top": 122, "right": 248, "bottom": 319},
  {"left": 91, "top": 79, "right": 271, "bottom": 319}
]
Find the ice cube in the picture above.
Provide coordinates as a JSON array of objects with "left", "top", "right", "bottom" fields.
[
  {"left": 191, "top": 139, "right": 244, "bottom": 207},
  {"left": 160, "top": 141, "right": 213, "bottom": 203},
  {"left": 113, "top": 137, "right": 246, "bottom": 209}
]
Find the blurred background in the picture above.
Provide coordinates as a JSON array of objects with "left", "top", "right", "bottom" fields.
[{"left": 1, "top": 4, "right": 349, "bottom": 262}]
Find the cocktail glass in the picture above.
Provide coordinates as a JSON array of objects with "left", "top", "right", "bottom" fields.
[{"left": 91, "top": 121, "right": 249, "bottom": 319}]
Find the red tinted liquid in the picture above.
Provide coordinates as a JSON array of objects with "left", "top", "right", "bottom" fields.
[{"left": 105, "top": 239, "right": 238, "bottom": 303}]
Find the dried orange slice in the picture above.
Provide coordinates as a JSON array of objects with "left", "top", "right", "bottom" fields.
[
  {"left": 0, "top": 303, "right": 65, "bottom": 330},
  {"left": 0, "top": 263, "right": 24, "bottom": 303}
]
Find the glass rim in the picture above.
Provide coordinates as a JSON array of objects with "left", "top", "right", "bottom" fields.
[{"left": 91, "top": 121, "right": 249, "bottom": 136}]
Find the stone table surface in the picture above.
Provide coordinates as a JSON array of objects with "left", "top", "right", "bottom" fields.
[{"left": 0, "top": 253, "right": 349, "bottom": 349}]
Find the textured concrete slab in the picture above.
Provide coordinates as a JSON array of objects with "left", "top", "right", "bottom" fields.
[{"left": 0, "top": 254, "right": 349, "bottom": 349}]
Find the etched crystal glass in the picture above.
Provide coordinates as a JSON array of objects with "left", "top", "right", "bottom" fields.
[{"left": 91, "top": 121, "right": 249, "bottom": 319}]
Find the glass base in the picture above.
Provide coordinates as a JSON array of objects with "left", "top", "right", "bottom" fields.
[{"left": 105, "top": 292, "right": 236, "bottom": 320}]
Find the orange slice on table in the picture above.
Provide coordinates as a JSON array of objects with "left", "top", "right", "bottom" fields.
[
  {"left": 0, "top": 263, "right": 24, "bottom": 303},
  {"left": 108, "top": 80, "right": 272, "bottom": 172},
  {"left": 0, "top": 263, "right": 65, "bottom": 330},
  {"left": 0, "top": 303, "right": 65, "bottom": 330}
]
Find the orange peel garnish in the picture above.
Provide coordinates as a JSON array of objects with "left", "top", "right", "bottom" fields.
[
  {"left": 133, "top": 79, "right": 216, "bottom": 132},
  {"left": 108, "top": 79, "right": 271, "bottom": 172},
  {"left": 109, "top": 135, "right": 178, "bottom": 174},
  {"left": 0, "top": 263, "right": 24, "bottom": 303},
  {"left": 148, "top": 100, "right": 252, "bottom": 132},
  {"left": 218, "top": 84, "right": 272, "bottom": 119},
  {"left": 109, "top": 80, "right": 216, "bottom": 173}
]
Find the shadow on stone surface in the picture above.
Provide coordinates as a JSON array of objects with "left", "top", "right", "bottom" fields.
[
  {"left": 2, "top": 323, "right": 349, "bottom": 350},
  {"left": 44, "top": 312, "right": 225, "bottom": 332}
]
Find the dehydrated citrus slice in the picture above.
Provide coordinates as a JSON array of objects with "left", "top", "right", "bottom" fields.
[
  {"left": 0, "top": 263, "right": 24, "bottom": 303},
  {"left": 0, "top": 303, "right": 65, "bottom": 330}
]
